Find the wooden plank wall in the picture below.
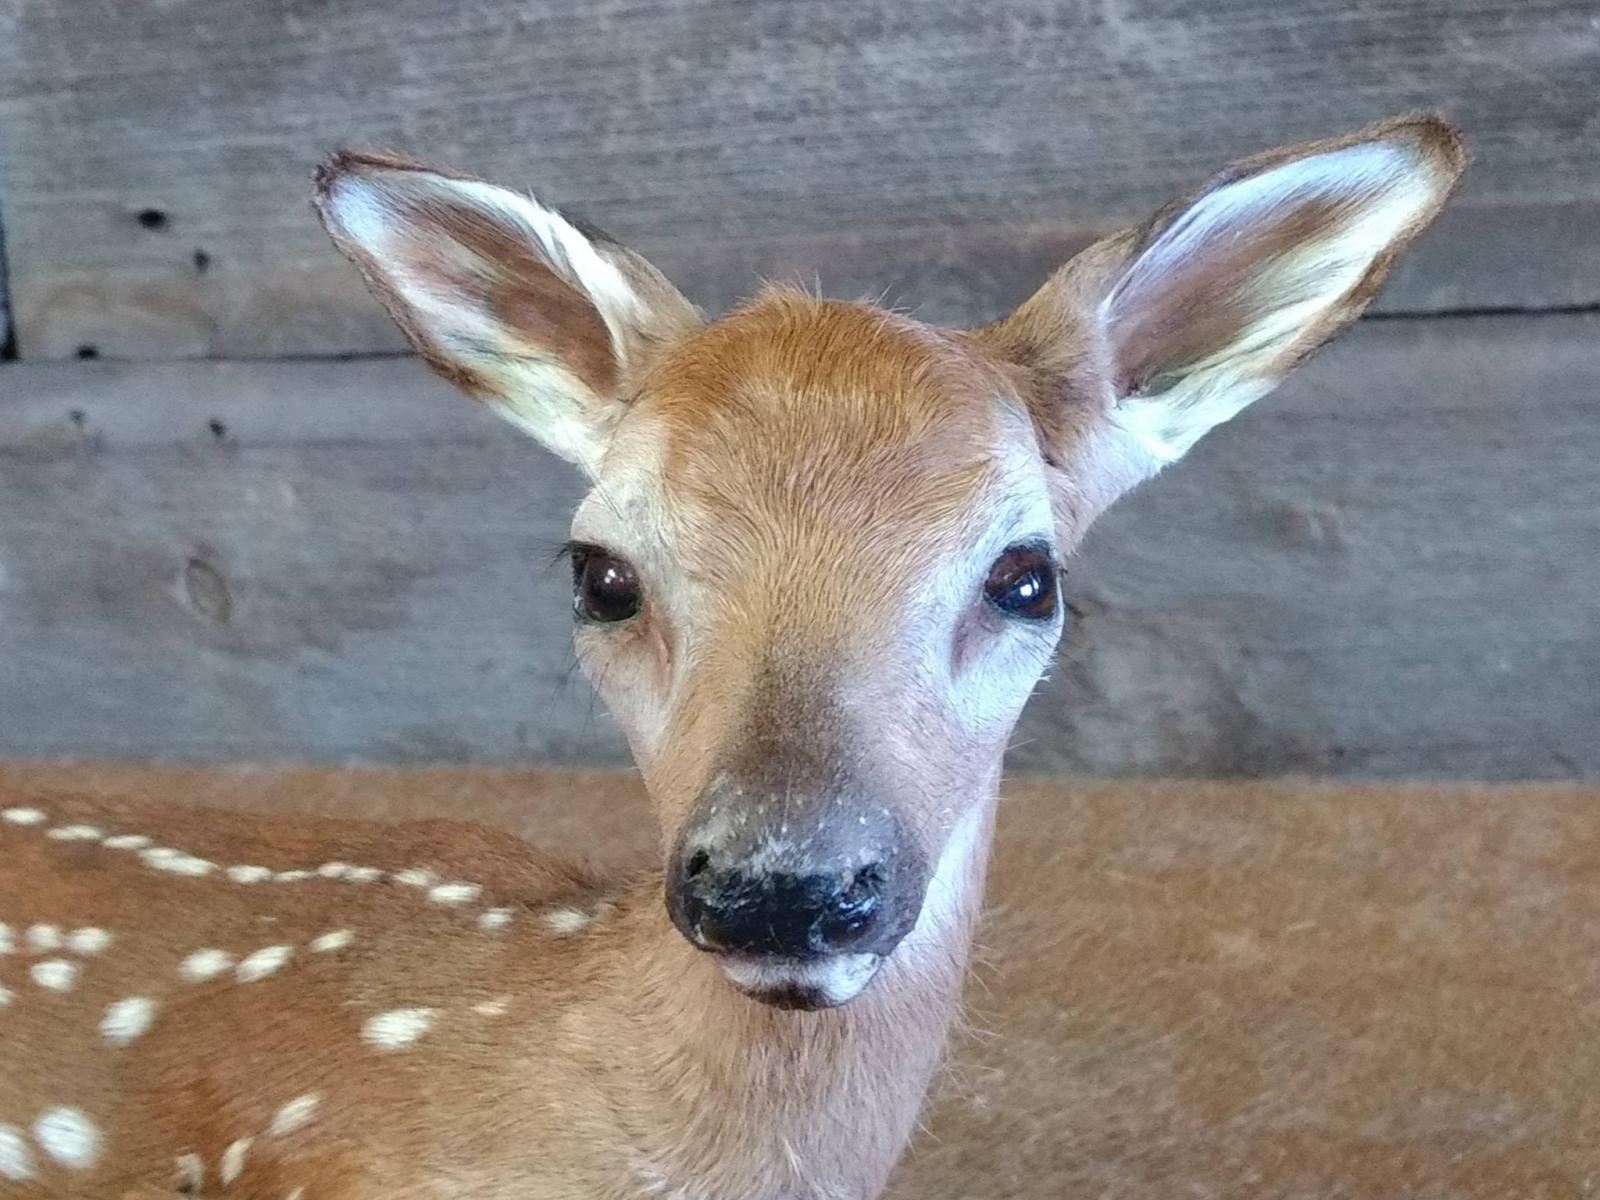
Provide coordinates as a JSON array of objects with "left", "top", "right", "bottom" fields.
[
  {"left": 3, "top": 315, "right": 1596, "bottom": 776},
  {"left": 0, "top": 0, "right": 1597, "bottom": 359},
  {"left": 0, "top": 0, "right": 1595, "bottom": 775}
]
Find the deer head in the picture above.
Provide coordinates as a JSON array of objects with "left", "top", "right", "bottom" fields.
[{"left": 314, "top": 116, "right": 1464, "bottom": 1010}]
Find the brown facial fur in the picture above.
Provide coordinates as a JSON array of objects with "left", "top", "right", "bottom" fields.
[
  {"left": 585, "top": 291, "right": 1040, "bottom": 868},
  {"left": 648, "top": 291, "right": 1009, "bottom": 646}
]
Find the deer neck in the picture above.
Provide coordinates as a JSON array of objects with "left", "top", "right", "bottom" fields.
[{"left": 590, "top": 794, "right": 996, "bottom": 1198}]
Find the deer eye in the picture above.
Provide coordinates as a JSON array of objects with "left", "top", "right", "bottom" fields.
[
  {"left": 570, "top": 545, "right": 642, "bottom": 624},
  {"left": 983, "top": 544, "right": 1059, "bottom": 621}
]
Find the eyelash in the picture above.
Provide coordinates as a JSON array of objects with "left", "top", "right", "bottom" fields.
[{"left": 556, "top": 540, "right": 602, "bottom": 570}]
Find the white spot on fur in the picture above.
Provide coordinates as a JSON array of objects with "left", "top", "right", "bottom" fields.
[
  {"left": 220, "top": 1136, "right": 252, "bottom": 1184},
  {"left": 268, "top": 1093, "right": 320, "bottom": 1137},
  {"left": 309, "top": 929, "right": 353, "bottom": 953},
  {"left": 362, "top": 1007, "right": 435, "bottom": 1050},
  {"left": 478, "top": 908, "right": 514, "bottom": 930},
  {"left": 142, "top": 847, "right": 215, "bottom": 876},
  {"left": 544, "top": 907, "right": 591, "bottom": 935},
  {"left": 275, "top": 869, "right": 313, "bottom": 882},
  {"left": 0, "top": 922, "right": 12, "bottom": 954},
  {"left": 180, "top": 948, "right": 234, "bottom": 981},
  {"left": 33, "top": 1107, "right": 99, "bottom": 1169},
  {"left": 31, "top": 959, "right": 77, "bottom": 991},
  {"left": 236, "top": 945, "right": 293, "bottom": 982},
  {"left": 227, "top": 864, "right": 274, "bottom": 883},
  {"left": 175, "top": 1152, "right": 204, "bottom": 1191},
  {"left": 473, "top": 996, "right": 511, "bottom": 1017},
  {"left": 317, "top": 861, "right": 350, "bottom": 878},
  {"left": 393, "top": 868, "right": 436, "bottom": 888},
  {"left": 103, "top": 833, "right": 152, "bottom": 850},
  {"left": 47, "top": 824, "right": 102, "bottom": 841},
  {"left": 0, "top": 1124, "right": 32, "bottom": 1180},
  {"left": 286, "top": 1189, "right": 305, "bottom": 1200},
  {"left": 0, "top": 986, "right": 12, "bottom": 1007},
  {"left": 1, "top": 807, "right": 47, "bottom": 826},
  {"left": 344, "top": 866, "right": 383, "bottom": 883},
  {"left": 67, "top": 927, "right": 111, "bottom": 955},
  {"left": 26, "top": 923, "right": 61, "bottom": 952},
  {"left": 102, "top": 996, "right": 157, "bottom": 1045},
  {"left": 428, "top": 881, "right": 481, "bottom": 905}
]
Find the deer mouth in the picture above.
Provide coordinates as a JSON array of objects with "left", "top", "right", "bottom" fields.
[{"left": 716, "top": 952, "right": 885, "bottom": 1010}]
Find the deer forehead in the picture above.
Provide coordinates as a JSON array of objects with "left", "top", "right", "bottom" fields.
[
  {"left": 649, "top": 292, "right": 1011, "bottom": 475},
  {"left": 585, "top": 293, "right": 1040, "bottom": 594}
]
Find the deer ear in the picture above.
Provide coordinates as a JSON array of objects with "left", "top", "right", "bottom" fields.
[
  {"left": 314, "top": 152, "right": 701, "bottom": 471},
  {"left": 987, "top": 116, "right": 1465, "bottom": 473}
]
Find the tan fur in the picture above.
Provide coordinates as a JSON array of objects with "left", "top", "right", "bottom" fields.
[
  {"left": 6, "top": 765, "right": 1595, "bottom": 1200},
  {"left": 0, "top": 788, "right": 979, "bottom": 1199},
  {"left": 617, "top": 292, "right": 1018, "bottom": 841},
  {"left": 1, "top": 117, "right": 1463, "bottom": 1197}
]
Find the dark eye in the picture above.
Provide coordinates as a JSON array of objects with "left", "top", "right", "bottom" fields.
[
  {"left": 983, "top": 544, "right": 1059, "bottom": 621},
  {"left": 570, "top": 546, "right": 642, "bottom": 623}
]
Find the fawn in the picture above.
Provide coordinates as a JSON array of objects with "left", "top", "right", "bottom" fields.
[{"left": 0, "top": 115, "right": 1463, "bottom": 1198}]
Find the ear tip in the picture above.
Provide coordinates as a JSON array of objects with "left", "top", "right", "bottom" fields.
[
  {"left": 1375, "top": 113, "right": 1470, "bottom": 185},
  {"left": 312, "top": 151, "right": 353, "bottom": 206},
  {"left": 311, "top": 148, "right": 444, "bottom": 212},
  {"left": 311, "top": 149, "right": 383, "bottom": 218}
]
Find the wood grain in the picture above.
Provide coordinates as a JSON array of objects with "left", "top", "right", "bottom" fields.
[
  {"left": 0, "top": 0, "right": 1597, "bottom": 358},
  {"left": 3, "top": 762, "right": 1595, "bottom": 1197},
  {"left": 0, "top": 311, "right": 1594, "bottom": 777},
  {"left": 0, "top": 199, "right": 11, "bottom": 356}
]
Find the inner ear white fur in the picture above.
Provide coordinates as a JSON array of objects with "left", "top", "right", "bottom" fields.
[
  {"left": 1107, "top": 144, "right": 1422, "bottom": 326},
  {"left": 317, "top": 156, "right": 699, "bottom": 472},
  {"left": 1101, "top": 133, "right": 1458, "bottom": 464},
  {"left": 330, "top": 172, "right": 646, "bottom": 343}
]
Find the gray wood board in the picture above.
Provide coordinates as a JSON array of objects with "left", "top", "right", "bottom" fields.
[
  {"left": 0, "top": 0, "right": 1598, "bottom": 360},
  {"left": 0, "top": 195, "right": 11, "bottom": 355},
  {"left": 0, "top": 312, "right": 1596, "bottom": 777}
]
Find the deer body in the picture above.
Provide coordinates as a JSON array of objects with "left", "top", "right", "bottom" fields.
[
  {"left": 2, "top": 117, "right": 1462, "bottom": 1197},
  {"left": 0, "top": 789, "right": 987, "bottom": 1198}
]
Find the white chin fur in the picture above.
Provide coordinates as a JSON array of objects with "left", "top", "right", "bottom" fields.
[{"left": 718, "top": 953, "right": 884, "bottom": 1009}]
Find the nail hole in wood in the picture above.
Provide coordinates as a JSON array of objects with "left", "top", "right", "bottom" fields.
[
  {"left": 207, "top": 418, "right": 228, "bottom": 440},
  {"left": 193, "top": 248, "right": 211, "bottom": 272},
  {"left": 136, "top": 208, "right": 169, "bottom": 230},
  {"left": 76, "top": 345, "right": 99, "bottom": 360}
]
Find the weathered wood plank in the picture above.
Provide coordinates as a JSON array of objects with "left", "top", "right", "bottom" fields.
[
  {"left": 0, "top": 0, "right": 1596, "bottom": 359},
  {"left": 0, "top": 196, "right": 12, "bottom": 356},
  {"left": 0, "top": 312, "right": 1596, "bottom": 776}
]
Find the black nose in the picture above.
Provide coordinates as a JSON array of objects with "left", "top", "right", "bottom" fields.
[{"left": 669, "top": 850, "right": 891, "bottom": 958}]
